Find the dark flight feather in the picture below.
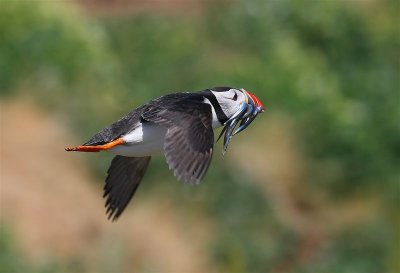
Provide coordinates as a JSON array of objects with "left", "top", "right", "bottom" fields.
[{"left": 104, "top": 156, "right": 151, "bottom": 221}]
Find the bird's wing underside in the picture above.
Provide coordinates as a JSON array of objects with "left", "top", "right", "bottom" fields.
[
  {"left": 104, "top": 155, "right": 151, "bottom": 221},
  {"left": 142, "top": 99, "right": 214, "bottom": 183}
]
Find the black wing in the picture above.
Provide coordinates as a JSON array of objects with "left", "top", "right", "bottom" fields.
[
  {"left": 142, "top": 96, "right": 214, "bottom": 183},
  {"left": 104, "top": 155, "right": 151, "bottom": 221}
]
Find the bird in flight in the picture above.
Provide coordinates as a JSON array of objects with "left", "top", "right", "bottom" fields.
[{"left": 66, "top": 87, "right": 264, "bottom": 220}]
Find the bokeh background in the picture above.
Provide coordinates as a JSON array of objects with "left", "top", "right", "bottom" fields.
[{"left": 0, "top": 0, "right": 398, "bottom": 272}]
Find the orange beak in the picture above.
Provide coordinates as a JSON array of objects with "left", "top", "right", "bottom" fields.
[{"left": 244, "top": 89, "right": 265, "bottom": 112}]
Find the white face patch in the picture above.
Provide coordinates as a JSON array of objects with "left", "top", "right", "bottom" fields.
[{"left": 211, "top": 89, "right": 247, "bottom": 118}]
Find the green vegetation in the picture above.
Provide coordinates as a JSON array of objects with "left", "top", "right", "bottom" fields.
[{"left": 1, "top": 0, "right": 398, "bottom": 272}]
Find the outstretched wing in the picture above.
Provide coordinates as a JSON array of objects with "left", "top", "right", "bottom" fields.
[
  {"left": 142, "top": 100, "right": 214, "bottom": 183},
  {"left": 104, "top": 155, "right": 151, "bottom": 221}
]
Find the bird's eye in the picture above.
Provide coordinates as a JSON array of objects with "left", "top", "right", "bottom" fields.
[{"left": 232, "top": 92, "right": 238, "bottom": 101}]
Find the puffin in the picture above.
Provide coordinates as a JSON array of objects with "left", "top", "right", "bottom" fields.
[{"left": 66, "top": 87, "right": 264, "bottom": 220}]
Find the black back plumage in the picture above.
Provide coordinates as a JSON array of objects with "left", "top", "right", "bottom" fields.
[
  {"left": 83, "top": 92, "right": 206, "bottom": 146},
  {"left": 83, "top": 104, "right": 147, "bottom": 146}
]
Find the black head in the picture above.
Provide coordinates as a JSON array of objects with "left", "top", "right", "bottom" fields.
[{"left": 208, "top": 86, "right": 235, "bottom": 92}]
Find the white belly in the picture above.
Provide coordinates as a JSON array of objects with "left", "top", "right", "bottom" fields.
[{"left": 107, "top": 122, "right": 167, "bottom": 157}]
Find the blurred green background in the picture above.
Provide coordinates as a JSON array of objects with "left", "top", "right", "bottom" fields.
[{"left": 0, "top": 0, "right": 398, "bottom": 272}]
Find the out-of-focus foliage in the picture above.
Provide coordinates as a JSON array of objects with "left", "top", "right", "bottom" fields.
[
  {"left": 0, "top": 227, "right": 57, "bottom": 273},
  {"left": 0, "top": 0, "right": 398, "bottom": 273}
]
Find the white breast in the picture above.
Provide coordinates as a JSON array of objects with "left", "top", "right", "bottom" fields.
[{"left": 107, "top": 122, "right": 167, "bottom": 157}]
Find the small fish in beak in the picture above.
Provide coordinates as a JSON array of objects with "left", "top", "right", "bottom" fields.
[{"left": 217, "top": 90, "right": 265, "bottom": 154}]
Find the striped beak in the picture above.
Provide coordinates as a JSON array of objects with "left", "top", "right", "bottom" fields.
[
  {"left": 244, "top": 89, "right": 265, "bottom": 112},
  {"left": 217, "top": 89, "right": 265, "bottom": 154}
]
